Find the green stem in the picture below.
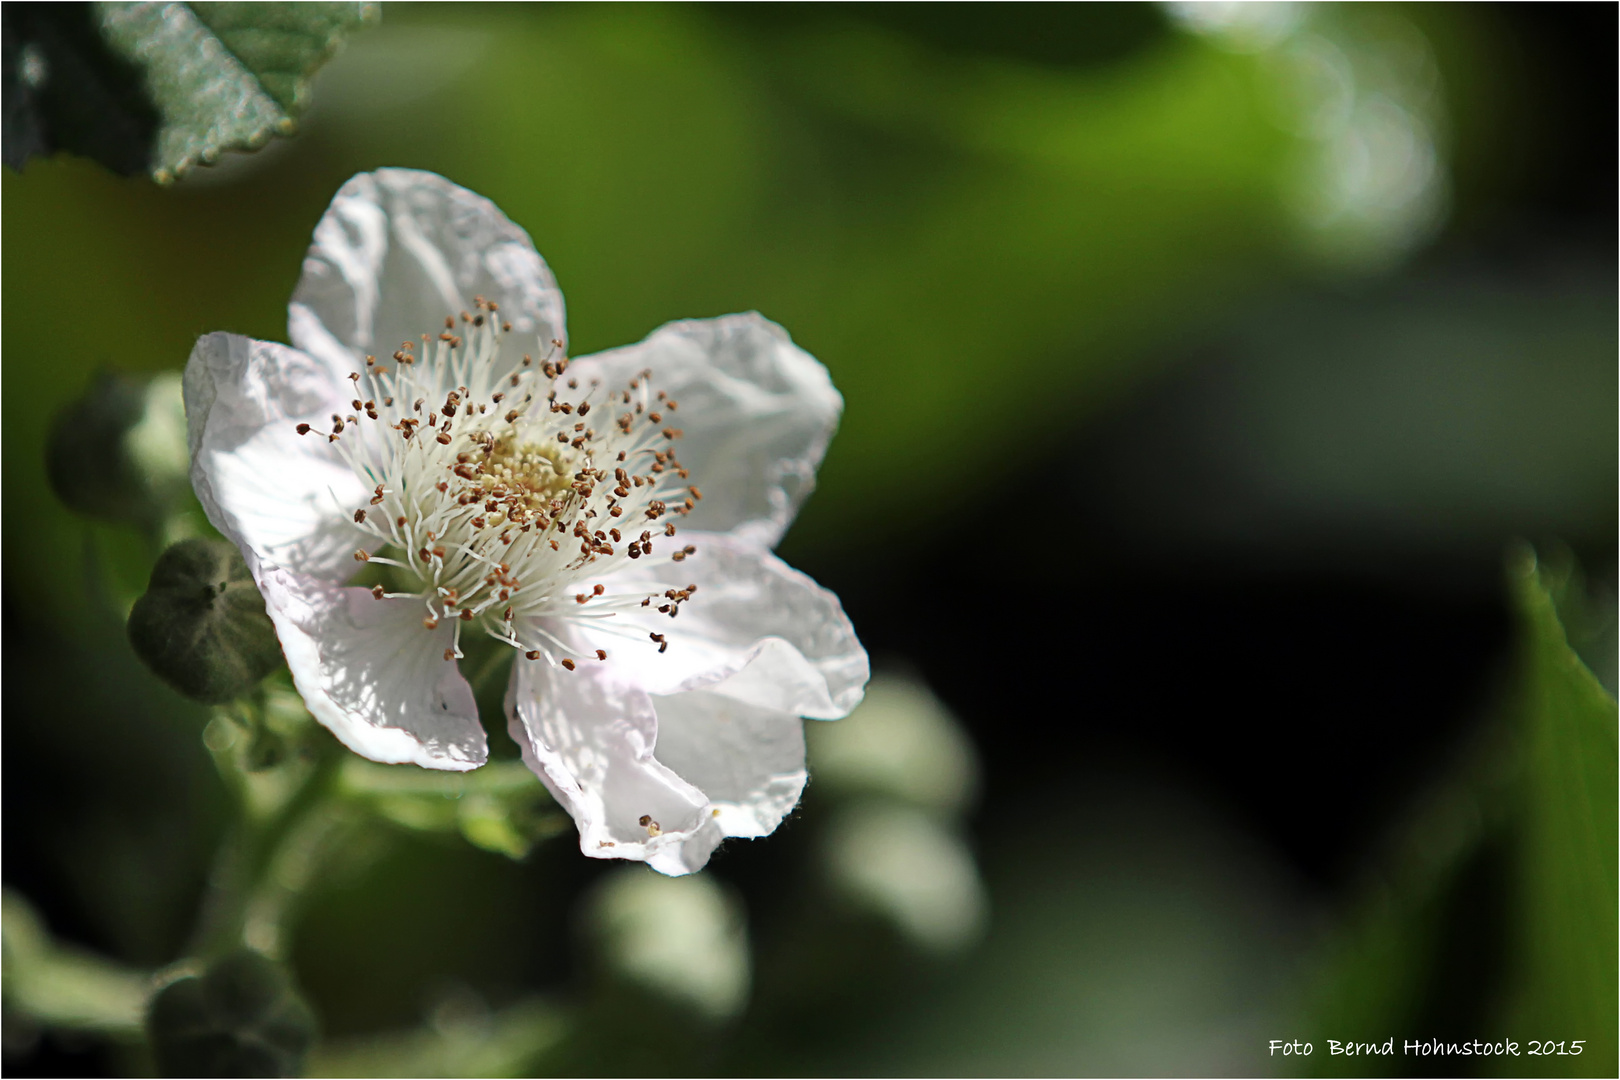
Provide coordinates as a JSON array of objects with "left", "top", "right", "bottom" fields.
[{"left": 187, "top": 736, "right": 344, "bottom": 961}]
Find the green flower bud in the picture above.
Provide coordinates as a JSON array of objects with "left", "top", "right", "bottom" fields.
[
  {"left": 46, "top": 369, "right": 188, "bottom": 527},
  {"left": 128, "top": 539, "right": 283, "bottom": 703},
  {"left": 146, "top": 950, "right": 316, "bottom": 1078}
]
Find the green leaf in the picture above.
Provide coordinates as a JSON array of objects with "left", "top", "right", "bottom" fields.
[
  {"left": 1297, "top": 549, "right": 1618, "bottom": 1076},
  {"left": 340, "top": 759, "right": 569, "bottom": 860},
  {"left": 92, "top": 1, "right": 377, "bottom": 183},
  {"left": 1501, "top": 549, "right": 1619, "bottom": 1075}
]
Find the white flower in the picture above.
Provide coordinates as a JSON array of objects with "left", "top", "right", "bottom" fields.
[{"left": 184, "top": 169, "right": 868, "bottom": 874}]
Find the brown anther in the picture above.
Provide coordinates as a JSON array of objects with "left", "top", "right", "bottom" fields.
[
  {"left": 649, "top": 412, "right": 662, "bottom": 423},
  {"left": 561, "top": 658, "right": 576, "bottom": 671},
  {"left": 296, "top": 423, "right": 311, "bottom": 435},
  {"left": 436, "top": 432, "right": 452, "bottom": 445},
  {"left": 505, "top": 410, "right": 519, "bottom": 423},
  {"left": 459, "top": 609, "right": 473, "bottom": 621},
  {"left": 595, "top": 650, "right": 607, "bottom": 661},
  {"left": 354, "top": 509, "right": 367, "bottom": 523},
  {"left": 444, "top": 648, "right": 456, "bottom": 661},
  {"left": 526, "top": 650, "right": 541, "bottom": 660},
  {"left": 371, "top": 584, "right": 386, "bottom": 599},
  {"left": 578, "top": 403, "right": 590, "bottom": 416},
  {"left": 593, "top": 584, "right": 605, "bottom": 596},
  {"left": 354, "top": 550, "right": 370, "bottom": 562},
  {"left": 424, "top": 616, "right": 439, "bottom": 630},
  {"left": 396, "top": 516, "right": 407, "bottom": 528},
  {"left": 662, "top": 428, "right": 678, "bottom": 440}
]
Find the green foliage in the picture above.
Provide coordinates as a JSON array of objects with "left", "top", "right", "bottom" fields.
[
  {"left": 340, "top": 759, "right": 569, "bottom": 860},
  {"left": 4, "top": 2, "right": 374, "bottom": 182},
  {"left": 128, "top": 538, "right": 284, "bottom": 704},
  {"left": 147, "top": 950, "right": 316, "bottom": 1078},
  {"left": 1501, "top": 551, "right": 1619, "bottom": 1074},
  {"left": 1300, "top": 550, "right": 1618, "bottom": 1076},
  {"left": 97, "top": 1, "right": 377, "bottom": 183}
]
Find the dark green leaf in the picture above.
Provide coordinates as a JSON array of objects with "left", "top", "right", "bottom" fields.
[
  {"left": 5, "top": 3, "right": 374, "bottom": 182},
  {"left": 97, "top": 1, "right": 376, "bottom": 182}
]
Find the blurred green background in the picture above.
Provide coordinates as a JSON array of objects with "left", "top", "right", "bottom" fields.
[{"left": 3, "top": 3, "right": 1614, "bottom": 1076}]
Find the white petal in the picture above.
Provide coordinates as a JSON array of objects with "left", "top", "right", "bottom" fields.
[
  {"left": 579, "top": 532, "right": 868, "bottom": 719},
  {"left": 184, "top": 332, "right": 369, "bottom": 580},
  {"left": 567, "top": 313, "right": 841, "bottom": 548},
  {"left": 505, "top": 654, "right": 710, "bottom": 868},
  {"left": 289, "top": 169, "right": 566, "bottom": 377},
  {"left": 257, "top": 567, "right": 486, "bottom": 771},
  {"left": 649, "top": 691, "right": 807, "bottom": 842}
]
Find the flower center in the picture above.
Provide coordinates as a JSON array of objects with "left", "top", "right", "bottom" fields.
[{"left": 298, "top": 298, "right": 702, "bottom": 669}]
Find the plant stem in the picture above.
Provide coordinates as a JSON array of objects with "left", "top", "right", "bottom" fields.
[{"left": 187, "top": 734, "right": 344, "bottom": 962}]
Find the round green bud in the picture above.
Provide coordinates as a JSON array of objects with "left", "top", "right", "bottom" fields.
[
  {"left": 146, "top": 950, "right": 316, "bottom": 1078},
  {"left": 128, "top": 539, "right": 284, "bottom": 703},
  {"left": 46, "top": 369, "right": 189, "bottom": 527}
]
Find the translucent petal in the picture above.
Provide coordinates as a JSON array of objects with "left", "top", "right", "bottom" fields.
[
  {"left": 579, "top": 532, "right": 867, "bottom": 719},
  {"left": 258, "top": 567, "right": 486, "bottom": 771},
  {"left": 289, "top": 169, "right": 566, "bottom": 379},
  {"left": 650, "top": 690, "right": 808, "bottom": 842},
  {"left": 567, "top": 313, "right": 841, "bottom": 548},
  {"left": 505, "top": 653, "right": 709, "bottom": 868},
  {"left": 184, "top": 332, "right": 369, "bottom": 580}
]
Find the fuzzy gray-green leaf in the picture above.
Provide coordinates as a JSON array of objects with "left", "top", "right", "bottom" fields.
[{"left": 94, "top": 1, "right": 375, "bottom": 182}]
